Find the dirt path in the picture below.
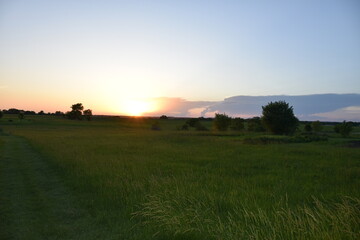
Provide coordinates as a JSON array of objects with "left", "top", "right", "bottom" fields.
[{"left": 0, "top": 133, "right": 95, "bottom": 240}]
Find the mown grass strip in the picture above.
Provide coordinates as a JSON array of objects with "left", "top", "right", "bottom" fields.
[{"left": 0, "top": 134, "right": 97, "bottom": 240}]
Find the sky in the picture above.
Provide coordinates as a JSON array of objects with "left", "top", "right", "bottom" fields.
[{"left": 0, "top": 0, "right": 360, "bottom": 120}]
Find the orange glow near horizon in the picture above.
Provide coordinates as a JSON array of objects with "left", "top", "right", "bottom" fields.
[{"left": 121, "top": 99, "right": 157, "bottom": 116}]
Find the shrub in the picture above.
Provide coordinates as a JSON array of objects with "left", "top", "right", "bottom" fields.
[
  {"left": 55, "top": 111, "right": 64, "bottom": 116},
  {"left": 304, "top": 123, "right": 312, "bottom": 132},
  {"left": 213, "top": 113, "right": 231, "bottom": 131},
  {"left": 335, "top": 121, "right": 353, "bottom": 137},
  {"left": 311, "top": 120, "right": 323, "bottom": 132},
  {"left": 83, "top": 109, "right": 93, "bottom": 121},
  {"left": 195, "top": 122, "right": 208, "bottom": 131},
  {"left": 177, "top": 124, "right": 189, "bottom": 131},
  {"left": 261, "top": 101, "right": 299, "bottom": 135},
  {"left": 18, "top": 112, "right": 25, "bottom": 120},
  {"left": 247, "top": 117, "right": 265, "bottom": 132},
  {"left": 186, "top": 118, "right": 200, "bottom": 127},
  {"left": 230, "top": 117, "right": 245, "bottom": 131}
]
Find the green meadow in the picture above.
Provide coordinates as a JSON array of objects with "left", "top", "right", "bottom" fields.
[{"left": 1, "top": 115, "right": 359, "bottom": 239}]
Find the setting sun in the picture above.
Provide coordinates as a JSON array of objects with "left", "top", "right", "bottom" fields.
[{"left": 122, "top": 99, "right": 155, "bottom": 116}]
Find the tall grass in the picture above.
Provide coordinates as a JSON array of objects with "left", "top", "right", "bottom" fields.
[
  {"left": 133, "top": 194, "right": 360, "bottom": 239},
  {"left": 1, "top": 115, "right": 360, "bottom": 239}
]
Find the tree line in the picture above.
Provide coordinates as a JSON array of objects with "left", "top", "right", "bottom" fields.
[
  {"left": 166, "top": 100, "right": 355, "bottom": 137},
  {"left": 0, "top": 101, "right": 356, "bottom": 136},
  {"left": 210, "top": 101, "right": 355, "bottom": 137},
  {"left": 0, "top": 108, "right": 64, "bottom": 116},
  {"left": 0, "top": 103, "right": 93, "bottom": 121}
]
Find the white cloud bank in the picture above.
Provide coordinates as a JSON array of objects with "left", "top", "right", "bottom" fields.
[
  {"left": 311, "top": 106, "right": 360, "bottom": 122},
  {"left": 145, "top": 94, "right": 360, "bottom": 122}
]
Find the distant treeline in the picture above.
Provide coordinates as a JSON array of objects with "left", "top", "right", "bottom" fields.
[
  {"left": 300, "top": 120, "right": 359, "bottom": 126},
  {"left": 1, "top": 108, "right": 64, "bottom": 116},
  {"left": 1, "top": 108, "right": 358, "bottom": 126}
]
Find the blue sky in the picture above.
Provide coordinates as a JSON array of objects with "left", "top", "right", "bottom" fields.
[{"left": 0, "top": 0, "right": 359, "bottom": 118}]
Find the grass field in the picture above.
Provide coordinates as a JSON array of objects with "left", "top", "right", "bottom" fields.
[{"left": 1, "top": 115, "right": 359, "bottom": 239}]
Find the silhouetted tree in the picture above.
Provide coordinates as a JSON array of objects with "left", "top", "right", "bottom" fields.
[
  {"left": 160, "top": 115, "right": 168, "bottom": 119},
  {"left": 24, "top": 111, "right": 36, "bottom": 115},
  {"left": 261, "top": 101, "right": 298, "bottom": 135},
  {"left": 213, "top": 113, "right": 232, "bottom": 131},
  {"left": 67, "top": 103, "right": 84, "bottom": 120},
  {"left": 83, "top": 109, "right": 92, "bottom": 121},
  {"left": 0, "top": 110, "right": 3, "bottom": 119},
  {"left": 7, "top": 108, "right": 21, "bottom": 114},
  {"left": 230, "top": 117, "right": 245, "bottom": 131},
  {"left": 55, "top": 111, "right": 64, "bottom": 116},
  {"left": 72, "top": 103, "right": 84, "bottom": 112},
  {"left": 38, "top": 110, "right": 45, "bottom": 115}
]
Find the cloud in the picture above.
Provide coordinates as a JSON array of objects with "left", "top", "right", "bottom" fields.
[
  {"left": 144, "top": 94, "right": 360, "bottom": 121},
  {"left": 143, "top": 97, "right": 216, "bottom": 117},
  {"left": 202, "top": 94, "right": 360, "bottom": 117},
  {"left": 311, "top": 106, "right": 360, "bottom": 122}
]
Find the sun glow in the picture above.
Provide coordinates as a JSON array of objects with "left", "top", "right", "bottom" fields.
[{"left": 122, "top": 99, "right": 155, "bottom": 116}]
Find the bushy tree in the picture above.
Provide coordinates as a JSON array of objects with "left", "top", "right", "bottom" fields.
[
  {"left": 6, "top": 108, "right": 21, "bottom": 114},
  {"left": 71, "top": 103, "right": 83, "bottom": 110},
  {"left": 261, "top": 101, "right": 298, "bottom": 135},
  {"left": 160, "top": 115, "right": 168, "bottom": 119},
  {"left": 334, "top": 121, "right": 353, "bottom": 137},
  {"left": 83, "top": 109, "right": 92, "bottom": 121},
  {"left": 230, "top": 117, "right": 245, "bottom": 131},
  {"left": 24, "top": 111, "right": 35, "bottom": 115},
  {"left": 66, "top": 103, "right": 84, "bottom": 120},
  {"left": 213, "top": 113, "right": 232, "bottom": 131},
  {"left": 55, "top": 111, "right": 64, "bottom": 116}
]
